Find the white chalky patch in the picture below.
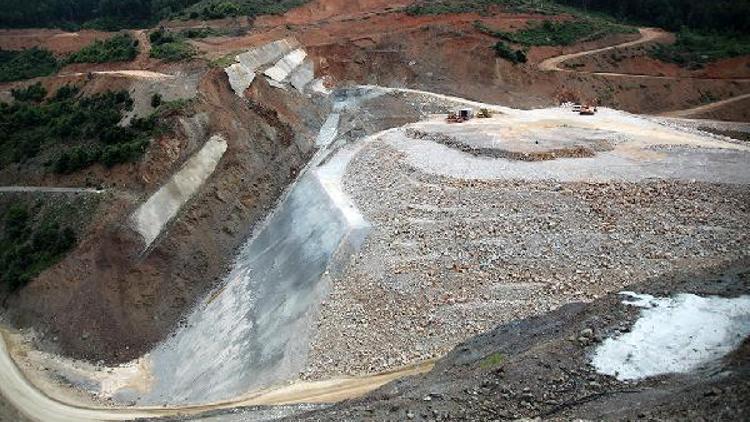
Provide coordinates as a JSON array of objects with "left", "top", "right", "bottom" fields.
[
  {"left": 131, "top": 135, "right": 228, "bottom": 247},
  {"left": 592, "top": 292, "right": 750, "bottom": 380}
]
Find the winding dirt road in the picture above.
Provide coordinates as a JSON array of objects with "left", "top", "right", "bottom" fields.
[
  {"left": 539, "top": 27, "right": 750, "bottom": 117},
  {"left": 662, "top": 92, "right": 750, "bottom": 118},
  {"left": 539, "top": 28, "right": 667, "bottom": 74},
  {"left": 539, "top": 27, "right": 750, "bottom": 81},
  {"left": 0, "top": 186, "right": 104, "bottom": 194}
]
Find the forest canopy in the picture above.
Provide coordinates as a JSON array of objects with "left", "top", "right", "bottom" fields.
[{"left": 0, "top": 0, "right": 309, "bottom": 30}]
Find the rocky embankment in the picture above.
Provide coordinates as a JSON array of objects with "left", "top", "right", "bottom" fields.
[
  {"left": 303, "top": 140, "right": 749, "bottom": 378},
  {"left": 293, "top": 261, "right": 750, "bottom": 421}
]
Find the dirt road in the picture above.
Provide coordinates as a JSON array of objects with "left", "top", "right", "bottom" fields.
[
  {"left": 538, "top": 28, "right": 750, "bottom": 81},
  {"left": 0, "top": 328, "right": 433, "bottom": 421},
  {"left": 0, "top": 186, "right": 104, "bottom": 194},
  {"left": 539, "top": 27, "right": 750, "bottom": 117},
  {"left": 662, "top": 92, "right": 750, "bottom": 118},
  {"left": 538, "top": 28, "right": 667, "bottom": 73},
  {"left": 57, "top": 70, "right": 174, "bottom": 80}
]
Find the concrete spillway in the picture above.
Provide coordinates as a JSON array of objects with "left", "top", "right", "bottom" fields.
[{"left": 129, "top": 150, "right": 368, "bottom": 405}]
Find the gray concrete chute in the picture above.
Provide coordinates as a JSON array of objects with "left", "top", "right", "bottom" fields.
[
  {"left": 119, "top": 104, "right": 369, "bottom": 405},
  {"left": 137, "top": 166, "right": 369, "bottom": 405}
]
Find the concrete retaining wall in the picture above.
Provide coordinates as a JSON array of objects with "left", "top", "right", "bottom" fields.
[
  {"left": 130, "top": 135, "right": 227, "bottom": 247},
  {"left": 225, "top": 38, "right": 300, "bottom": 96}
]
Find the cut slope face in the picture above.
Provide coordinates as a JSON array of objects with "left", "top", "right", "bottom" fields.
[{"left": 131, "top": 158, "right": 368, "bottom": 405}]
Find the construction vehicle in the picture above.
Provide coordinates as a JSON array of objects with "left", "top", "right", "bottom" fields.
[
  {"left": 447, "top": 111, "right": 462, "bottom": 123},
  {"left": 477, "top": 108, "right": 492, "bottom": 118},
  {"left": 579, "top": 105, "right": 597, "bottom": 115},
  {"left": 447, "top": 108, "right": 475, "bottom": 123}
]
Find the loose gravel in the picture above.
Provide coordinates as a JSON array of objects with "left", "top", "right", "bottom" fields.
[{"left": 302, "top": 140, "right": 750, "bottom": 379}]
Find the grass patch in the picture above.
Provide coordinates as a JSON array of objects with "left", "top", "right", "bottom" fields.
[
  {"left": 0, "top": 47, "right": 59, "bottom": 82},
  {"left": 479, "top": 352, "right": 505, "bottom": 369},
  {"left": 149, "top": 28, "right": 197, "bottom": 62},
  {"left": 0, "top": 85, "right": 164, "bottom": 173},
  {"left": 179, "top": 27, "right": 227, "bottom": 39},
  {"left": 487, "top": 19, "right": 633, "bottom": 46},
  {"left": 650, "top": 30, "right": 750, "bottom": 68},
  {"left": 209, "top": 51, "right": 242, "bottom": 68},
  {"left": 65, "top": 33, "right": 139, "bottom": 64},
  {"left": 175, "top": 0, "right": 310, "bottom": 21}
]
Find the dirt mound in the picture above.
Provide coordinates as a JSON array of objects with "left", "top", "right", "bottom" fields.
[
  {"left": 405, "top": 129, "right": 603, "bottom": 161},
  {"left": 0, "top": 29, "right": 114, "bottom": 56}
]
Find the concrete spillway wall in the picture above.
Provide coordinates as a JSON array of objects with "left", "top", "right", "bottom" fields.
[
  {"left": 225, "top": 38, "right": 302, "bottom": 97},
  {"left": 130, "top": 135, "right": 227, "bottom": 247},
  {"left": 132, "top": 152, "right": 369, "bottom": 405}
]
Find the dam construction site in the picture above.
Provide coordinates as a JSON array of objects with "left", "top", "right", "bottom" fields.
[{"left": 0, "top": 1, "right": 749, "bottom": 420}]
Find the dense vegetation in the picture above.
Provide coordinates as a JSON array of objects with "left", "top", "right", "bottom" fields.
[
  {"left": 0, "top": 0, "right": 310, "bottom": 30},
  {"left": 66, "top": 33, "right": 140, "bottom": 64},
  {"left": 149, "top": 28, "right": 196, "bottom": 61},
  {"left": 175, "top": 0, "right": 308, "bottom": 20},
  {"left": 0, "top": 84, "right": 156, "bottom": 173},
  {"left": 0, "top": 48, "right": 59, "bottom": 82},
  {"left": 0, "top": 33, "right": 140, "bottom": 82},
  {"left": 410, "top": 0, "right": 750, "bottom": 65},
  {"left": 651, "top": 30, "right": 750, "bottom": 68},
  {"left": 0, "top": 203, "right": 76, "bottom": 291},
  {"left": 406, "top": 0, "right": 567, "bottom": 16},
  {"left": 408, "top": 0, "right": 750, "bottom": 35},
  {"left": 555, "top": 0, "right": 750, "bottom": 34},
  {"left": 554, "top": 0, "right": 750, "bottom": 66}
]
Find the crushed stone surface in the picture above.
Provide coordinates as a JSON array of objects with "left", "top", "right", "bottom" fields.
[{"left": 303, "top": 140, "right": 750, "bottom": 379}]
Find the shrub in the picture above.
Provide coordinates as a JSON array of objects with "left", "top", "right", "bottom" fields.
[
  {"left": 494, "top": 41, "right": 527, "bottom": 64},
  {"left": 149, "top": 28, "right": 197, "bottom": 62},
  {"left": 65, "top": 33, "right": 139, "bottom": 64},
  {"left": 151, "top": 93, "right": 163, "bottom": 108},
  {"left": 651, "top": 29, "right": 750, "bottom": 68},
  {"left": 0, "top": 47, "right": 59, "bottom": 82},
  {"left": 0, "top": 86, "right": 164, "bottom": 172},
  {"left": 12, "top": 82, "right": 47, "bottom": 102},
  {"left": 0, "top": 203, "right": 78, "bottom": 291},
  {"left": 150, "top": 41, "right": 196, "bottom": 61}
]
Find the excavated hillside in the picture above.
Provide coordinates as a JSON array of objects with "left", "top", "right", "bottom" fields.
[
  {"left": 1, "top": 63, "right": 329, "bottom": 362},
  {"left": 0, "top": 0, "right": 749, "bottom": 420}
]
